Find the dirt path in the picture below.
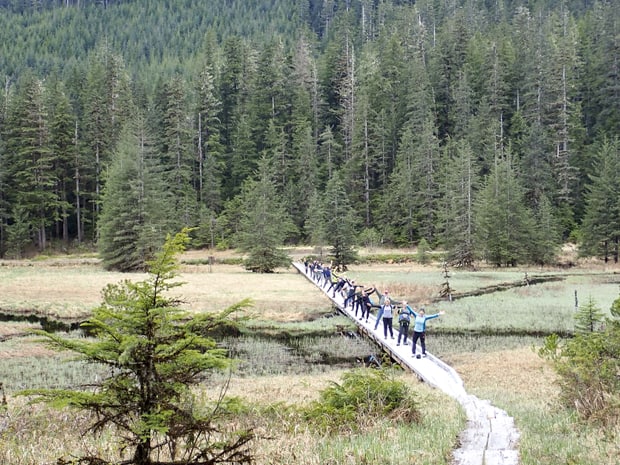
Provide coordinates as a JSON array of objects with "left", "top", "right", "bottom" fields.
[{"left": 294, "top": 262, "right": 520, "bottom": 465}]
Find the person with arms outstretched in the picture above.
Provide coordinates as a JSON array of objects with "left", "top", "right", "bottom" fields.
[{"left": 411, "top": 307, "right": 445, "bottom": 358}]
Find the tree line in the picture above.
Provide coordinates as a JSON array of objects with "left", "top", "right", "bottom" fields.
[{"left": 0, "top": 0, "right": 618, "bottom": 270}]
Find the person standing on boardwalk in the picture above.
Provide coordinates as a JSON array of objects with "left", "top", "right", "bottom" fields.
[
  {"left": 380, "top": 297, "right": 395, "bottom": 339},
  {"left": 411, "top": 307, "right": 445, "bottom": 357},
  {"left": 321, "top": 265, "right": 332, "bottom": 288},
  {"left": 344, "top": 280, "right": 361, "bottom": 308},
  {"left": 373, "top": 289, "right": 390, "bottom": 330},
  {"left": 359, "top": 288, "right": 378, "bottom": 322},
  {"left": 396, "top": 301, "right": 413, "bottom": 346},
  {"left": 328, "top": 274, "right": 345, "bottom": 297},
  {"left": 359, "top": 289, "right": 370, "bottom": 321}
]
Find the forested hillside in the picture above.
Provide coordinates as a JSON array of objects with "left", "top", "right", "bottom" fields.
[{"left": 0, "top": 0, "right": 618, "bottom": 269}]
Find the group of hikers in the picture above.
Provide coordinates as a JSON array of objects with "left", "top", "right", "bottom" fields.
[{"left": 304, "top": 259, "right": 445, "bottom": 358}]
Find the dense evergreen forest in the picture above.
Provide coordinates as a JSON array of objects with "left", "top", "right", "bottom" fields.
[{"left": 0, "top": 0, "right": 618, "bottom": 269}]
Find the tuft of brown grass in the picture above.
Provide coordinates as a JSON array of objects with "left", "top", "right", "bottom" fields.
[
  {"left": 0, "top": 261, "right": 332, "bottom": 322},
  {"left": 450, "top": 346, "right": 559, "bottom": 398},
  {"left": 0, "top": 322, "right": 38, "bottom": 339}
]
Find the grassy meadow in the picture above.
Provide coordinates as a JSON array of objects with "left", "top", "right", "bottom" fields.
[{"left": 0, "top": 248, "right": 619, "bottom": 464}]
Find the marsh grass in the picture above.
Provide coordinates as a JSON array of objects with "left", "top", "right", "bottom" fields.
[
  {"left": 0, "top": 333, "right": 375, "bottom": 394},
  {"left": 206, "top": 370, "right": 464, "bottom": 465},
  {"left": 0, "top": 321, "right": 38, "bottom": 339},
  {"left": 1, "top": 255, "right": 619, "bottom": 464},
  {"left": 429, "top": 334, "right": 543, "bottom": 358},
  {"left": 0, "top": 369, "right": 463, "bottom": 465},
  {"left": 432, "top": 274, "right": 620, "bottom": 335},
  {"left": 244, "top": 314, "right": 355, "bottom": 335},
  {"left": 0, "top": 346, "right": 108, "bottom": 392},
  {"left": 0, "top": 400, "right": 125, "bottom": 465},
  {"left": 453, "top": 346, "right": 620, "bottom": 465},
  {"left": 222, "top": 334, "right": 376, "bottom": 377}
]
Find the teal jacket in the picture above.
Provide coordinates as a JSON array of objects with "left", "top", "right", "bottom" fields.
[{"left": 412, "top": 310, "right": 440, "bottom": 332}]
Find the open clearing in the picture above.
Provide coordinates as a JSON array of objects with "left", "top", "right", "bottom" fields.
[{"left": 1, "top": 250, "right": 619, "bottom": 464}]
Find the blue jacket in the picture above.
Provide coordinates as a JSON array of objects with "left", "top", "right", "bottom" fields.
[{"left": 412, "top": 310, "right": 440, "bottom": 332}]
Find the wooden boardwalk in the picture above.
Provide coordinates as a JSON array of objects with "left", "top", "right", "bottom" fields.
[{"left": 294, "top": 262, "right": 520, "bottom": 465}]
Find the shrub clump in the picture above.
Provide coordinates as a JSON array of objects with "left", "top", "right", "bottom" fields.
[
  {"left": 303, "top": 368, "right": 421, "bottom": 433},
  {"left": 539, "top": 294, "right": 620, "bottom": 426}
]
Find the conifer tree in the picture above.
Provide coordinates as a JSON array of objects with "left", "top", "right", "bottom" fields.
[
  {"left": 580, "top": 137, "right": 620, "bottom": 263},
  {"left": 46, "top": 76, "right": 76, "bottom": 245},
  {"left": 4, "top": 205, "right": 31, "bottom": 259},
  {"left": 575, "top": 295, "right": 605, "bottom": 334},
  {"left": 381, "top": 127, "right": 419, "bottom": 245},
  {"left": 98, "top": 116, "right": 173, "bottom": 271},
  {"left": 22, "top": 229, "right": 254, "bottom": 465},
  {"left": 529, "top": 194, "right": 561, "bottom": 265},
  {"left": 324, "top": 171, "right": 358, "bottom": 270},
  {"left": 290, "top": 119, "right": 320, "bottom": 238},
  {"left": 438, "top": 139, "right": 478, "bottom": 267},
  {"left": 250, "top": 39, "right": 290, "bottom": 153},
  {"left": 304, "top": 188, "right": 327, "bottom": 250},
  {"left": 2, "top": 72, "right": 58, "bottom": 251},
  {"left": 475, "top": 153, "right": 535, "bottom": 266},
  {"left": 155, "top": 75, "right": 197, "bottom": 228},
  {"left": 195, "top": 57, "right": 224, "bottom": 213},
  {"left": 82, "top": 45, "right": 133, "bottom": 238},
  {"left": 236, "top": 156, "right": 295, "bottom": 273}
]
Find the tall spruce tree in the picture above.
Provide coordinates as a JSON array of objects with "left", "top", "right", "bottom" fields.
[
  {"left": 45, "top": 76, "right": 76, "bottom": 246},
  {"left": 475, "top": 153, "right": 535, "bottom": 266},
  {"left": 82, "top": 45, "right": 133, "bottom": 240},
  {"left": 290, "top": 119, "right": 321, "bottom": 239},
  {"left": 381, "top": 127, "right": 419, "bottom": 246},
  {"left": 580, "top": 137, "right": 620, "bottom": 263},
  {"left": 155, "top": 75, "right": 197, "bottom": 228},
  {"left": 304, "top": 188, "right": 327, "bottom": 252},
  {"left": 98, "top": 115, "right": 173, "bottom": 271},
  {"left": 236, "top": 156, "right": 295, "bottom": 273},
  {"left": 529, "top": 193, "right": 561, "bottom": 265},
  {"left": 2, "top": 72, "right": 58, "bottom": 252},
  {"left": 438, "top": 139, "right": 479, "bottom": 267},
  {"left": 324, "top": 171, "right": 358, "bottom": 271}
]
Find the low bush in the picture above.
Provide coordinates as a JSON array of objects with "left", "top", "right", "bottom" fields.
[
  {"left": 538, "top": 294, "right": 620, "bottom": 425},
  {"left": 303, "top": 368, "right": 421, "bottom": 433}
]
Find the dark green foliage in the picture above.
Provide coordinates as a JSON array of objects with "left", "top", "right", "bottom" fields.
[
  {"left": 236, "top": 157, "right": 296, "bottom": 273},
  {"left": 303, "top": 189, "right": 327, "bottom": 247},
  {"left": 1, "top": 72, "right": 64, "bottom": 252},
  {"left": 539, "top": 294, "right": 620, "bottom": 424},
  {"left": 324, "top": 172, "right": 358, "bottom": 271},
  {"left": 438, "top": 139, "right": 478, "bottom": 267},
  {"left": 5, "top": 205, "right": 31, "bottom": 259},
  {"left": 20, "top": 229, "right": 254, "bottom": 465},
  {"left": 416, "top": 238, "right": 431, "bottom": 265},
  {"left": 381, "top": 127, "right": 420, "bottom": 246},
  {"left": 303, "top": 368, "right": 421, "bottom": 433},
  {"left": 0, "top": 0, "right": 618, "bottom": 266},
  {"left": 529, "top": 194, "right": 562, "bottom": 265},
  {"left": 475, "top": 155, "right": 536, "bottom": 266},
  {"left": 580, "top": 137, "right": 620, "bottom": 263},
  {"left": 98, "top": 116, "right": 175, "bottom": 271}
]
